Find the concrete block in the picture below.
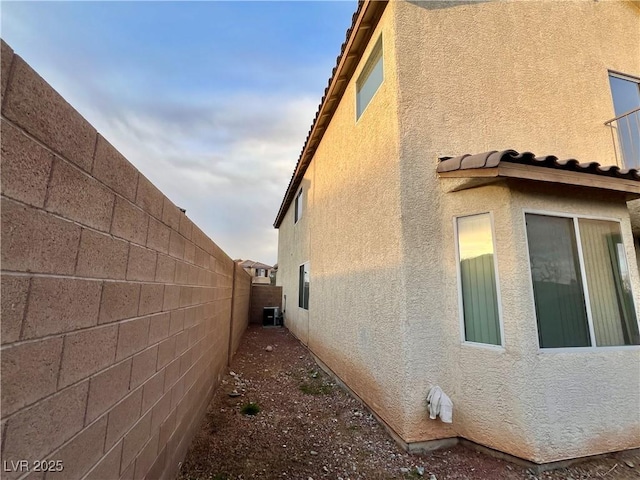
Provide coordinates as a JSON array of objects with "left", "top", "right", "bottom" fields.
[
  {"left": 175, "top": 330, "right": 189, "bottom": 357},
  {"left": 126, "top": 245, "right": 157, "bottom": 282},
  {"left": 1, "top": 39, "right": 14, "bottom": 105},
  {"left": 93, "top": 135, "right": 138, "bottom": 202},
  {"left": 86, "top": 359, "right": 132, "bottom": 424},
  {"left": 2, "top": 382, "right": 88, "bottom": 471},
  {"left": 139, "top": 283, "right": 164, "bottom": 316},
  {"left": 1, "top": 337, "right": 63, "bottom": 416},
  {"left": 116, "top": 317, "right": 150, "bottom": 361},
  {"left": 46, "top": 157, "right": 115, "bottom": 232},
  {"left": 135, "top": 175, "right": 163, "bottom": 219},
  {"left": 179, "top": 285, "right": 193, "bottom": 307},
  {"left": 161, "top": 197, "right": 180, "bottom": 230},
  {"left": 2, "top": 56, "right": 96, "bottom": 172},
  {"left": 188, "top": 265, "right": 200, "bottom": 286},
  {"left": 84, "top": 441, "right": 122, "bottom": 480},
  {"left": 23, "top": 276, "right": 101, "bottom": 338},
  {"left": 179, "top": 348, "right": 193, "bottom": 377},
  {"left": 121, "top": 411, "right": 151, "bottom": 473},
  {"left": 1, "top": 119, "right": 53, "bottom": 207},
  {"left": 155, "top": 254, "right": 176, "bottom": 283},
  {"left": 170, "top": 377, "right": 184, "bottom": 410},
  {"left": 58, "top": 324, "right": 118, "bottom": 388},
  {"left": 111, "top": 196, "right": 149, "bottom": 245},
  {"left": 183, "top": 240, "right": 195, "bottom": 264},
  {"left": 183, "top": 306, "right": 197, "bottom": 329},
  {"left": 146, "top": 217, "right": 170, "bottom": 254},
  {"left": 169, "top": 309, "right": 184, "bottom": 336},
  {"left": 146, "top": 445, "right": 166, "bottom": 480},
  {"left": 195, "top": 247, "right": 208, "bottom": 268},
  {"left": 120, "top": 459, "right": 135, "bottom": 480},
  {"left": 1, "top": 274, "right": 29, "bottom": 344},
  {"left": 150, "top": 390, "right": 171, "bottom": 433},
  {"left": 163, "top": 357, "right": 181, "bottom": 393},
  {"left": 178, "top": 215, "right": 192, "bottom": 241},
  {"left": 105, "top": 388, "right": 142, "bottom": 450},
  {"left": 1, "top": 198, "right": 81, "bottom": 275},
  {"left": 175, "top": 261, "right": 189, "bottom": 284},
  {"left": 99, "top": 281, "right": 141, "bottom": 324},
  {"left": 46, "top": 416, "right": 107, "bottom": 480},
  {"left": 162, "top": 284, "right": 180, "bottom": 311},
  {"left": 130, "top": 346, "right": 158, "bottom": 389},
  {"left": 141, "top": 370, "right": 165, "bottom": 414},
  {"left": 159, "top": 410, "right": 176, "bottom": 448},
  {"left": 133, "top": 431, "right": 159, "bottom": 480},
  {"left": 147, "top": 312, "right": 170, "bottom": 345},
  {"left": 156, "top": 336, "right": 176, "bottom": 370},
  {"left": 168, "top": 230, "right": 184, "bottom": 260},
  {"left": 76, "top": 229, "right": 128, "bottom": 280}
]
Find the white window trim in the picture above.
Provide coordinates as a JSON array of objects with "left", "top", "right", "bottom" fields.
[
  {"left": 298, "top": 261, "right": 310, "bottom": 310},
  {"left": 521, "top": 208, "right": 640, "bottom": 353},
  {"left": 453, "top": 211, "right": 506, "bottom": 350},
  {"left": 355, "top": 35, "right": 384, "bottom": 123}
]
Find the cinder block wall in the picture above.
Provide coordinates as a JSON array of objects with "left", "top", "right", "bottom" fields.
[
  {"left": 249, "top": 285, "right": 283, "bottom": 324},
  {"left": 0, "top": 40, "right": 251, "bottom": 480}
]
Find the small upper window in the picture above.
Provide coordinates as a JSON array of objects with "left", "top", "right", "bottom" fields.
[
  {"left": 294, "top": 188, "right": 303, "bottom": 223},
  {"left": 356, "top": 36, "right": 383, "bottom": 120},
  {"left": 608, "top": 73, "right": 640, "bottom": 169}
]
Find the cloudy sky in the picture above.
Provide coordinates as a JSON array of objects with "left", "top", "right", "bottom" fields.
[{"left": 1, "top": 0, "right": 357, "bottom": 265}]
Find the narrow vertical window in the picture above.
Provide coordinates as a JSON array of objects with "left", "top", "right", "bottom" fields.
[
  {"left": 298, "top": 263, "right": 309, "bottom": 310},
  {"left": 356, "top": 36, "right": 383, "bottom": 120},
  {"left": 608, "top": 73, "right": 640, "bottom": 169},
  {"left": 457, "top": 213, "right": 501, "bottom": 345},
  {"left": 294, "top": 188, "right": 303, "bottom": 223}
]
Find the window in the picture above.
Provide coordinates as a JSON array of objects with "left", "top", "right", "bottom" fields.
[
  {"left": 456, "top": 213, "right": 502, "bottom": 346},
  {"left": 356, "top": 36, "right": 383, "bottom": 120},
  {"left": 298, "top": 263, "right": 309, "bottom": 310},
  {"left": 608, "top": 73, "right": 640, "bottom": 168},
  {"left": 525, "top": 213, "right": 640, "bottom": 348},
  {"left": 256, "top": 268, "right": 264, "bottom": 277},
  {"left": 294, "top": 188, "right": 303, "bottom": 223}
]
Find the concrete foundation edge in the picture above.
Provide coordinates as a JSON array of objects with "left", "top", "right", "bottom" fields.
[{"left": 296, "top": 331, "right": 639, "bottom": 474}]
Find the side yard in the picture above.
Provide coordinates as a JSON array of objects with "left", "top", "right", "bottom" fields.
[{"left": 179, "top": 327, "right": 639, "bottom": 480}]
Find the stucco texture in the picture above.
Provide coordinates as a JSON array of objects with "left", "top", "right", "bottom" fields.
[{"left": 277, "top": 0, "right": 640, "bottom": 465}]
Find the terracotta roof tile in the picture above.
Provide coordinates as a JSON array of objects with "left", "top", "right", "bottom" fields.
[{"left": 437, "top": 149, "right": 640, "bottom": 181}]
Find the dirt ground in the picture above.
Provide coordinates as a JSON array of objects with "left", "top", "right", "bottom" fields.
[{"left": 179, "top": 326, "right": 639, "bottom": 480}]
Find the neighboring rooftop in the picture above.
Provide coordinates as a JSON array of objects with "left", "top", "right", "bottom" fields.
[{"left": 237, "top": 259, "right": 273, "bottom": 270}]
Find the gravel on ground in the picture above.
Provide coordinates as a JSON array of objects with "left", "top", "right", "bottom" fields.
[{"left": 178, "top": 326, "right": 639, "bottom": 480}]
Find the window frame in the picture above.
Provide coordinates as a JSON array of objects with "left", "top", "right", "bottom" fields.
[
  {"left": 298, "top": 261, "right": 310, "bottom": 310},
  {"left": 453, "top": 211, "right": 506, "bottom": 351},
  {"left": 522, "top": 209, "right": 640, "bottom": 353},
  {"left": 355, "top": 35, "right": 384, "bottom": 121},
  {"left": 294, "top": 188, "right": 303, "bottom": 224}
]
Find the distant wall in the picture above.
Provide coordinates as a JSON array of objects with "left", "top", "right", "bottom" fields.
[
  {"left": 230, "top": 265, "right": 251, "bottom": 358},
  {"left": 249, "top": 285, "right": 282, "bottom": 324},
  {"left": 0, "top": 40, "right": 251, "bottom": 480}
]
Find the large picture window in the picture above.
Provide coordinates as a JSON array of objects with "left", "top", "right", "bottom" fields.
[
  {"left": 456, "top": 213, "right": 502, "bottom": 346},
  {"left": 525, "top": 213, "right": 639, "bottom": 348},
  {"left": 356, "top": 36, "right": 383, "bottom": 120},
  {"left": 298, "top": 262, "right": 309, "bottom": 310}
]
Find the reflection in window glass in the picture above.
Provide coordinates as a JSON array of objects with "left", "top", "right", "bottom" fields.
[
  {"left": 298, "top": 263, "right": 309, "bottom": 310},
  {"left": 457, "top": 214, "right": 501, "bottom": 345},
  {"left": 356, "top": 36, "right": 383, "bottom": 119},
  {"left": 609, "top": 74, "right": 640, "bottom": 168}
]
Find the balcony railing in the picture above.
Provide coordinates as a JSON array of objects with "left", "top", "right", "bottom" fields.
[{"left": 605, "top": 106, "right": 640, "bottom": 170}]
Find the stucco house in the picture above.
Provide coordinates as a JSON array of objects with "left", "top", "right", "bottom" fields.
[
  {"left": 274, "top": 0, "right": 640, "bottom": 468},
  {"left": 236, "top": 259, "right": 274, "bottom": 284}
]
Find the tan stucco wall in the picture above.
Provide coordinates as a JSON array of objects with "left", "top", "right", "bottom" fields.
[
  {"left": 277, "top": 0, "right": 640, "bottom": 464},
  {"left": 394, "top": 0, "right": 640, "bottom": 462},
  {"left": 277, "top": 5, "right": 412, "bottom": 435}
]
